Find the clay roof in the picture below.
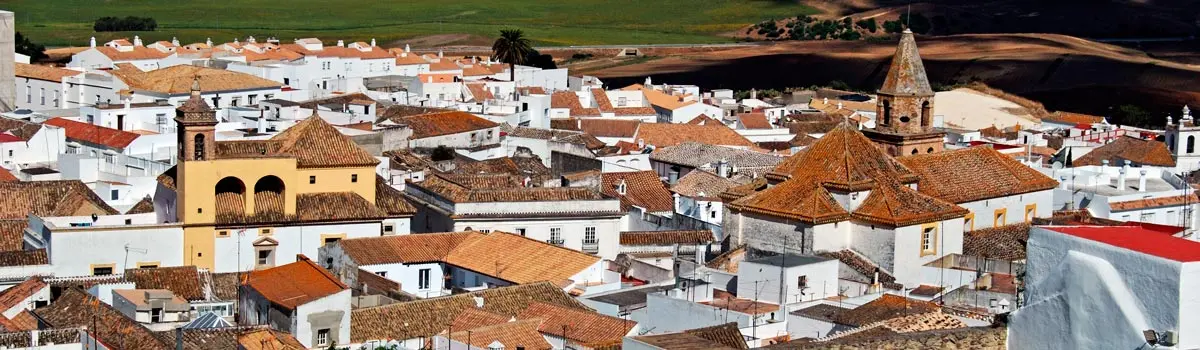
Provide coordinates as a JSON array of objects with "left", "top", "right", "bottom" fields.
[
  {"left": 125, "top": 196, "right": 155, "bottom": 214},
  {"left": 266, "top": 113, "right": 380, "bottom": 168},
  {"left": 601, "top": 171, "right": 675, "bottom": 212},
  {"left": 0, "top": 249, "right": 47, "bottom": 267},
  {"left": 465, "top": 83, "right": 494, "bottom": 101},
  {"left": 671, "top": 170, "right": 739, "bottom": 199},
  {"left": 851, "top": 179, "right": 968, "bottom": 227},
  {"left": 156, "top": 165, "right": 176, "bottom": 190},
  {"left": 731, "top": 180, "right": 849, "bottom": 223},
  {"left": 1045, "top": 111, "right": 1105, "bottom": 125},
  {"left": 338, "top": 231, "right": 474, "bottom": 265},
  {"left": 0, "top": 180, "right": 119, "bottom": 219},
  {"left": 902, "top": 146, "right": 1060, "bottom": 203},
  {"left": 414, "top": 173, "right": 606, "bottom": 203},
  {"left": 620, "top": 230, "right": 715, "bottom": 246},
  {"left": 237, "top": 329, "right": 307, "bottom": 350},
  {"left": 517, "top": 301, "right": 635, "bottom": 345},
  {"left": 44, "top": 117, "right": 140, "bottom": 150},
  {"left": 350, "top": 282, "right": 589, "bottom": 342},
  {"left": 35, "top": 288, "right": 169, "bottom": 350},
  {"left": 0, "top": 169, "right": 16, "bottom": 183},
  {"left": 0, "top": 221, "right": 26, "bottom": 252},
  {"left": 124, "top": 266, "right": 206, "bottom": 301},
  {"left": 14, "top": 63, "right": 79, "bottom": 82},
  {"left": 768, "top": 124, "right": 917, "bottom": 185},
  {"left": 641, "top": 88, "right": 696, "bottom": 110},
  {"left": 0, "top": 118, "right": 44, "bottom": 141},
  {"left": 447, "top": 318, "right": 552, "bottom": 350},
  {"left": 551, "top": 118, "right": 640, "bottom": 138},
  {"left": 374, "top": 176, "right": 418, "bottom": 216},
  {"left": 442, "top": 232, "right": 601, "bottom": 284},
  {"left": 389, "top": 111, "right": 498, "bottom": 139},
  {"left": 962, "top": 223, "right": 1030, "bottom": 261},
  {"left": 631, "top": 322, "right": 748, "bottom": 350},
  {"left": 738, "top": 112, "right": 773, "bottom": 129},
  {"left": 686, "top": 114, "right": 724, "bottom": 126},
  {"left": 833, "top": 294, "right": 940, "bottom": 327},
  {"left": 244, "top": 255, "right": 347, "bottom": 310},
  {"left": 449, "top": 307, "right": 511, "bottom": 331},
  {"left": 502, "top": 124, "right": 606, "bottom": 150},
  {"left": 0, "top": 277, "right": 46, "bottom": 313},
  {"left": 614, "top": 106, "right": 657, "bottom": 116},
  {"left": 634, "top": 123, "right": 755, "bottom": 148},
  {"left": 650, "top": 142, "right": 781, "bottom": 169},
  {"left": 700, "top": 297, "right": 779, "bottom": 315},
  {"left": 428, "top": 61, "right": 461, "bottom": 72},
  {"left": 592, "top": 89, "right": 615, "bottom": 112},
  {"left": 1073, "top": 136, "right": 1175, "bottom": 167},
  {"left": 705, "top": 246, "right": 747, "bottom": 273},
  {"left": 295, "top": 192, "right": 389, "bottom": 222},
  {"left": 209, "top": 272, "right": 240, "bottom": 301},
  {"left": 109, "top": 64, "right": 279, "bottom": 94},
  {"left": 94, "top": 45, "right": 172, "bottom": 61},
  {"left": 1048, "top": 225, "right": 1200, "bottom": 262},
  {"left": 878, "top": 30, "right": 933, "bottom": 97},
  {"left": 1110, "top": 194, "right": 1200, "bottom": 211},
  {"left": 817, "top": 250, "right": 901, "bottom": 290}
]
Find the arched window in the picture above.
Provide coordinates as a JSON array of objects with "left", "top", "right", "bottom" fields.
[
  {"left": 882, "top": 100, "right": 892, "bottom": 126},
  {"left": 254, "top": 176, "right": 286, "bottom": 215},
  {"left": 215, "top": 177, "right": 246, "bottom": 215},
  {"left": 193, "top": 134, "right": 206, "bottom": 160},
  {"left": 1189, "top": 135, "right": 1195, "bottom": 154},
  {"left": 911, "top": 148, "right": 919, "bottom": 155},
  {"left": 927, "top": 147, "right": 934, "bottom": 154},
  {"left": 921, "top": 101, "right": 932, "bottom": 127}
]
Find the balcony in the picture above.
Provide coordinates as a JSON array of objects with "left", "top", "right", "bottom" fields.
[
  {"left": 582, "top": 241, "right": 599, "bottom": 254},
  {"left": 546, "top": 238, "right": 565, "bottom": 246}
]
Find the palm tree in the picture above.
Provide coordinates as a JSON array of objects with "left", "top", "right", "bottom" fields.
[{"left": 492, "top": 28, "right": 534, "bottom": 99}]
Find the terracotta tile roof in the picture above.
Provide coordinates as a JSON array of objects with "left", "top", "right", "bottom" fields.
[
  {"left": 0, "top": 118, "right": 42, "bottom": 142},
  {"left": 784, "top": 113, "right": 847, "bottom": 135},
  {"left": 817, "top": 250, "right": 901, "bottom": 290},
  {"left": 450, "top": 307, "right": 511, "bottom": 331},
  {"left": 601, "top": 171, "right": 675, "bottom": 212},
  {"left": 296, "top": 192, "right": 389, "bottom": 221},
  {"left": 414, "top": 173, "right": 606, "bottom": 203},
  {"left": 209, "top": 272, "right": 240, "bottom": 301},
  {"left": 0, "top": 180, "right": 118, "bottom": 220},
  {"left": 447, "top": 318, "right": 552, "bottom": 350},
  {"left": 7, "top": 310, "right": 38, "bottom": 331},
  {"left": 1073, "top": 136, "right": 1175, "bottom": 167},
  {"left": 244, "top": 255, "right": 347, "bottom": 310},
  {"left": 1110, "top": 193, "right": 1200, "bottom": 211},
  {"left": 452, "top": 154, "right": 553, "bottom": 183},
  {"left": 501, "top": 124, "right": 606, "bottom": 150},
  {"left": 443, "top": 232, "right": 601, "bottom": 284},
  {"left": 705, "top": 246, "right": 747, "bottom": 273},
  {"left": 465, "top": 83, "right": 494, "bottom": 101},
  {"left": 14, "top": 63, "right": 79, "bottom": 82},
  {"left": 237, "top": 329, "right": 306, "bottom": 350},
  {"left": 879, "top": 31, "right": 933, "bottom": 96},
  {"left": 356, "top": 267, "right": 401, "bottom": 295},
  {"left": 641, "top": 88, "right": 697, "bottom": 110},
  {"left": 909, "top": 285, "right": 944, "bottom": 297},
  {"left": 389, "top": 111, "right": 498, "bottom": 139},
  {"left": 375, "top": 175, "right": 417, "bottom": 216},
  {"left": 338, "top": 231, "right": 474, "bottom": 265},
  {"left": 738, "top": 112, "right": 773, "bottom": 129},
  {"left": 267, "top": 113, "right": 380, "bottom": 168},
  {"left": 650, "top": 142, "right": 782, "bottom": 169},
  {"left": 631, "top": 322, "right": 748, "bottom": 350},
  {"left": 157, "top": 165, "right": 176, "bottom": 190},
  {"left": 0, "top": 220, "right": 26, "bottom": 252},
  {"left": 672, "top": 170, "right": 739, "bottom": 199},
  {"left": 833, "top": 294, "right": 940, "bottom": 327},
  {"left": 462, "top": 65, "right": 493, "bottom": 77},
  {"left": 395, "top": 53, "right": 429, "bottom": 65},
  {"left": 44, "top": 117, "right": 140, "bottom": 150},
  {"left": 962, "top": 223, "right": 1030, "bottom": 261},
  {"left": 768, "top": 123, "right": 916, "bottom": 185},
  {"left": 350, "top": 282, "right": 589, "bottom": 342},
  {"left": 125, "top": 196, "right": 155, "bottom": 214},
  {"left": 517, "top": 301, "right": 635, "bottom": 345},
  {"left": 109, "top": 64, "right": 279, "bottom": 95},
  {"left": 428, "top": 61, "right": 461, "bottom": 72},
  {"left": 0, "top": 249, "right": 46, "bottom": 267},
  {"left": 701, "top": 297, "right": 780, "bottom": 315},
  {"left": 551, "top": 118, "right": 640, "bottom": 138},
  {"left": 1045, "top": 111, "right": 1105, "bottom": 125},
  {"left": 592, "top": 89, "right": 614, "bottom": 112},
  {"left": 614, "top": 106, "right": 657, "bottom": 116},
  {"left": 517, "top": 86, "right": 546, "bottom": 95},
  {"left": 851, "top": 179, "right": 968, "bottom": 227},
  {"left": 551, "top": 91, "right": 601, "bottom": 117},
  {"left": 94, "top": 45, "right": 172, "bottom": 61},
  {"left": 633, "top": 123, "right": 755, "bottom": 148},
  {"left": 686, "top": 114, "right": 724, "bottom": 126},
  {"left": 0, "top": 277, "right": 46, "bottom": 313},
  {"left": 124, "top": 266, "right": 206, "bottom": 301},
  {"left": 34, "top": 288, "right": 170, "bottom": 350},
  {"left": 789, "top": 133, "right": 819, "bottom": 147},
  {"left": 729, "top": 180, "right": 850, "bottom": 223},
  {"left": 620, "top": 230, "right": 714, "bottom": 246},
  {"left": 0, "top": 169, "right": 16, "bottom": 183}
]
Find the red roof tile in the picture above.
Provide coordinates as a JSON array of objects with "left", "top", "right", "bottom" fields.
[
  {"left": 737, "top": 112, "right": 772, "bottom": 130},
  {"left": 633, "top": 123, "right": 755, "bottom": 148},
  {"left": 601, "top": 171, "right": 675, "bottom": 212},
  {"left": 391, "top": 111, "right": 499, "bottom": 139},
  {"left": 1073, "top": 136, "right": 1175, "bottom": 167},
  {"left": 551, "top": 119, "right": 640, "bottom": 138},
  {"left": 44, "top": 117, "right": 140, "bottom": 150},
  {"left": 517, "top": 301, "right": 635, "bottom": 344},
  {"left": 1047, "top": 225, "right": 1200, "bottom": 262},
  {"left": 244, "top": 255, "right": 347, "bottom": 310}
]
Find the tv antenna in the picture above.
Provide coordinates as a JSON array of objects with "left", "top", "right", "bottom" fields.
[{"left": 123, "top": 243, "right": 149, "bottom": 272}]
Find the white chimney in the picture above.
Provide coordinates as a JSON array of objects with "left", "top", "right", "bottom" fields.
[
  {"left": 133, "top": 35, "right": 142, "bottom": 46},
  {"left": 1118, "top": 165, "right": 1128, "bottom": 190},
  {"left": 405, "top": 44, "right": 411, "bottom": 53},
  {"left": 233, "top": 37, "right": 239, "bottom": 45},
  {"left": 337, "top": 39, "right": 345, "bottom": 47},
  {"left": 206, "top": 38, "right": 213, "bottom": 47},
  {"left": 371, "top": 38, "right": 377, "bottom": 47},
  {"left": 438, "top": 49, "right": 444, "bottom": 58},
  {"left": 617, "top": 180, "right": 627, "bottom": 195},
  {"left": 171, "top": 37, "right": 179, "bottom": 46},
  {"left": 1138, "top": 169, "right": 1148, "bottom": 192},
  {"left": 248, "top": 36, "right": 256, "bottom": 43},
  {"left": 750, "top": 88, "right": 757, "bottom": 100},
  {"left": 90, "top": 37, "right": 96, "bottom": 48},
  {"left": 823, "top": 97, "right": 829, "bottom": 105},
  {"left": 123, "top": 96, "right": 130, "bottom": 110},
  {"left": 576, "top": 118, "right": 582, "bottom": 130},
  {"left": 401, "top": 52, "right": 407, "bottom": 57},
  {"left": 717, "top": 159, "right": 730, "bottom": 178},
  {"left": 258, "top": 110, "right": 267, "bottom": 134},
  {"left": 837, "top": 102, "right": 843, "bottom": 110},
  {"left": 637, "top": 138, "right": 645, "bottom": 149},
  {"left": 426, "top": 75, "right": 433, "bottom": 83}
]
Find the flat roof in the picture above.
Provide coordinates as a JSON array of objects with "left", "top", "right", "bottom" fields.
[
  {"left": 1046, "top": 226, "right": 1200, "bottom": 262},
  {"left": 744, "top": 254, "right": 833, "bottom": 268},
  {"left": 585, "top": 284, "right": 677, "bottom": 307}
]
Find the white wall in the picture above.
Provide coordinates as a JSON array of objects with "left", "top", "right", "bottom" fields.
[
  {"left": 451, "top": 216, "right": 621, "bottom": 260},
  {"left": 46, "top": 223, "right": 184, "bottom": 276},
  {"left": 360, "top": 262, "right": 446, "bottom": 298},
  {"left": 294, "top": 289, "right": 352, "bottom": 348},
  {"left": 2, "top": 124, "right": 65, "bottom": 166},
  {"left": 739, "top": 259, "right": 838, "bottom": 305},
  {"left": 15, "top": 76, "right": 72, "bottom": 111},
  {"left": 211, "top": 222, "right": 386, "bottom": 273}
]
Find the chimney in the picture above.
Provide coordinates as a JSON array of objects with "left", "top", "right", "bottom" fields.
[
  {"left": 576, "top": 118, "right": 582, "bottom": 130},
  {"left": 1138, "top": 169, "right": 1148, "bottom": 192},
  {"left": 427, "top": 76, "right": 433, "bottom": 83},
  {"left": 248, "top": 36, "right": 256, "bottom": 43},
  {"left": 258, "top": 109, "right": 267, "bottom": 134},
  {"left": 668, "top": 170, "right": 679, "bottom": 185},
  {"left": 750, "top": 88, "right": 757, "bottom": 100},
  {"left": 1117, "top": 165, "right": 1128, "bottom": 190},
  {"left": 371, "top": 38, "right": 377, "bottom": 47},
  {"left": 405, "top": 44, "right": 411, "bottom": 53},
  {"left": 233, "top": 37, "right": 239, "bottom": 45},
  {"left": 337, "top": 39, "right": 345, "bottom": 47},
  {"left": 717, "top": 159, "right": 730, "bottom": 178},
  {"left": 90, "top": 37, "right": 97, "bottom": 48},
  {"left": 206, "top": 38, "right": 213, "bottom": 47},
  {"left": 637, "top": 138, "right": 645, "bottom": 150},
  {"left": 171, "top": 37, "right": 179, "bottom": 46},
  {"left": 123, "top": 96, "right": 130, "bottom": 110},
  {"left": 133, "top": 35, "right": 142, "bottom": 46},
  {"left": 523, "top": 176, "right": 532, "bottom": 187},
  {"left": 438, "top": 49, "right": 444, "bottom": 58},
  {"left": 175, "top": 326, "right": 184, "bottom": 350}
]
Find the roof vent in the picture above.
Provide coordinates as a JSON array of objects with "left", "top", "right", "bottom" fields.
[{"left": 473, "top": 296, "right": 484, "bottom": 308}]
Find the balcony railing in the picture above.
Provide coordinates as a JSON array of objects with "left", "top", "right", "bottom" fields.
[
  {"left": 546, "top": 238, "right": 565, "bottom": 246},
  {"left": 582, "top": 241, "right": 599, "bottom": 254}
]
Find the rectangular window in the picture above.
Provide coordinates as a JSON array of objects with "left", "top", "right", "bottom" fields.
[
  {"left": 92, "top": 265, "right": 114, "bottom": 276},
  {"left": 156, "top": 113, "right": 168, "bottom": 126},
  {"left": 515, "top": 228, "right": 526, "bottom": 236},
  {"left": 1024, "top": 204, "right": 1037, "bottom": 222},
  {"left": 316, "top": 329, "right": 330, "bottom": 347},
  {"left": 230, "top": 97, "right": 240, "bottom": 107},
  {"left": 1141, "top": 212, "right": 1156, "bottom": 222},
  {"left": 137, "top": 262, "right": 159, "bottom": 269},
  {"left": 418, "top": 268, "right": 431, "bottom": 289},
  {"left": 256, "top": 249, "right": 273, "bottom": 266},
  {"left": 351, "top": 174, "right": 358, "bottom": 183},
  {"left": 921, "top": 225, "right": 937, "bottom": 256},
  {"left": 964, "top": 213, "right": 975, "bottom": 232},
  {"left": 584, "top": 227, "right": 597, "bottom": 244},
  {"left": 110, "top": 189, "right": 119, "bottom": 200},
  {"left": 40, "top": 88, "right": 45, "bottom": 105},
  {"left": 87, "top": 115, "right": 95, "bottom": 124},
  {"left": 617, "top": 96, "right": 627, "bottom": 107},
  {"left": 260, "top": 228, "right": 272, "bottom": 236},
  {"left": 383, "top": 224, "right": 394, "bottom": 234},
  {"left": 217, "top": 230, "right": 229, "bottom": 237},
  {"left": 798, "top": 275, "right": 808, "bottom": 289},
  {"left": 993, "top": 209, "right": 1007, "bottom": 227},
  {"left": 549, "top": 228, "right": 563, "bottom": 245},
  {"left": 7, "top": 150, "right": 11, "bottom": 157},
  {"left": 151, "top": 308, "right": 163, "bottom": 323},
  {"left": 309, "top": 176, "right": 316, "bottom": 184}
]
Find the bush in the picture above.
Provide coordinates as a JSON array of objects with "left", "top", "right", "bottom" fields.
[
  {"left": 828, "top": 80, "right": 852, "bottom": 91},
  {"left": 14, "top": 32, "right": 46, "bottom": 62},
  {"left": 570, "top": 53, "right": 593, "bottom": 60},
  {"left": 908, "top": 13, "right": 932, "bottom": 34},
  {"left": 855, "top": 18, "right": 877, "bottom": 33},
  {"left": 93, "top": 16, "right": 157, "bottom": 32}
]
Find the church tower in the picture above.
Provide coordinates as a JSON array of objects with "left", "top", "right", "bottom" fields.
[
  {"left": 174, "top": 78, "right": 217, "bottom": 223},
  {"left": 863, "top": 29, "right": 945, "bottom": 156}
]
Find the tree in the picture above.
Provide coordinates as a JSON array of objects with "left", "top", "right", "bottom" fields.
[
  {"left": 14, "top": 32, "right": 46, "bottom": 62},
  {"left": 492, "top": 28, "right": 534, "bottom": 100},
  {"left": 1113, "top": 104, "right": 1152, "bottom": 127}
]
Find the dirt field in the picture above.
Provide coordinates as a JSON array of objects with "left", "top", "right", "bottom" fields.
[{"left": 581, "top": 33, "right": 1200, "bottom": 120}]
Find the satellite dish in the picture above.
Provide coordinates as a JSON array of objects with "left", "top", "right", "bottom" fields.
[{"left": 1051, "top": 161, "right": 1063, "bottom": 170}]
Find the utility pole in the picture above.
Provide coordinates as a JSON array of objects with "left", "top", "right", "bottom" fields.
[{"left": 753, "top": 280, "right": 760, "bottom": 340}]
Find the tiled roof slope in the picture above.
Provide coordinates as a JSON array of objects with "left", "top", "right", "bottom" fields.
[
  {"left": 899, "top": 147, "right": 1059, "bottom": 203},
  {"left": 817, "top": 250, "right": 902, "bottom": 290},
  {"left": 44, "top": 117, "right": 140, "bottom": 150},
  {"left": 1110, "top": 194, "right": 1200, "bottom": 211},
  {"left": 0, "top": 221, "right": 26, "bottom": 252},
  {"left": 267, "top": 113, "right": 379, "bottom": 168},
  {"left": 1072, "top": 136, "right": 1175, "bottom": 167},
  {"left": 601, "top": 171, "right": 675, "bottom": 212},
  {"left": 244, "top": 255, "right": 347, "bottom": 310},
  {"left": 95, "top": 46, "right": 172, "bottom": 61},
  {"left": 620, "top": 230, "right": 715, "bottom": 245},
  {"left": 631, "top": 322, "right": 748, "bottom": 350},
  {"left": 110, "top": 64, "right": 279, "bottom": 94},
  {"left": 448, "top": 319, "right": 552, "bottom": 350},
  {"left": 0, "top": 249, "right": 47, "bottom": 267},
  {"left": 833, "top": 294, "right": 940, "bottom": 327},
  {"left": 0, "top": 180, "right": 119, "bottom": 219},
  {"left": 851, "top": 179, "right": 968, "bottom": 227},
  {"left": 374, "top": 175, "right": 417, "bottom": 216},
  {"left": 517, "top": 301, "right": 635, "bottom": 345},
  {"left": 0, "top": 118, "right": 42, "bottom": 141},
  {"left": 125, "top": 196, "right": 155, "bottom": 214},
  {"left": 338, "top": 231, "right": 475, "bottom": 265},
  {"left": 879, "top": 30, "right": 933, "bottom": 96},
  {"left": 124, "top": 266, "right": 206, "bottom": 301},
  {"left": 672, "top": 170, "right": 740, "bottom": 200},
  {"left": 633, "top": 123, "right": 755, "bottom": 148},
  {"left": 350, "top": 282, "right": 589, "bottom": 342},
  {"left": 388, "top": 111, "right": 499, "bottom": 139},
  {"left": 449, "top": 308, "right": 510, "bottom": 331},
  {"left": 35, "top": 288, "right": 170, "bottom": 350},
  {"left": 962, "top": 223, "right": 1030, "bottom": 261},
  {"left": 237, "top": 329, "right": 307, "bottom": 350},
  {"left": 650, "top": 142, "right": 781, "bottom": 169},
  {"left": 502, "top": 124, "right": 606, "bottom": 150},
  {"left": 731, "top": 181, "right": 849, "bottom": 223},
  {"left": 14, "top": 63, "right": 80, "bottom": 82},
  {"left": 415, "top": 173, "right": 605, "bottom": 203},
  {"left": 768, "top": 123, "right": 917, "bottom": 186},
  {"left": 550, "top": 118, "right": 641, "bottom": 138},
  {"left": 1045, "top": 111, "right": 1105, "bottom": 125},
  {"left": 442, "top": 232, "right": 601, "bottom": 284},
  {"left": 0, "top": 277, "right": 46, "bottom": 313}
]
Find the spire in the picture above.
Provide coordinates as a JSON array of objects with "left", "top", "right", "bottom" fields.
[
  {"left": 879, "top": 30, "right": 933, "bottom": 97},
  {"left": 190, "top": 76, "right": 201, "bottom": 98}
]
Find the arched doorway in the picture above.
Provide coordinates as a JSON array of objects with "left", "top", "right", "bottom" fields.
[{"left": 254, "top": 175, "right": 286, "bottom": 215}]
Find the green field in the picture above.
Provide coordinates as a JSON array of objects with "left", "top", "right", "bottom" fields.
[{"left": 1, "top": 0, "right": 816, "bottom": 47}]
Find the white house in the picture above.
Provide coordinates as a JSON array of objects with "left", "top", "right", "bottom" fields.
[
  {"left": 14, "top": 63, "right": 81, "bottom": 111},
  {"left": 1045, "top": 163, "right": 1199, "bottom": 233},
  {"left": 69, "top": 37, "right": 176, "bottom": 70},
  {"left": 0, "top": 117, "right": 66, "bottom": 166},
  {"left": 239, "top": 255, "right": 351, "bottom": 349}
]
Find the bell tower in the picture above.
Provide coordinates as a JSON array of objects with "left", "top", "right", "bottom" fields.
[
  {"left": 174, "top": 77, "right": 217, "bottom": 223},
  {"left": 863, "top": 29, "right": 945, "bottom": 156}
]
